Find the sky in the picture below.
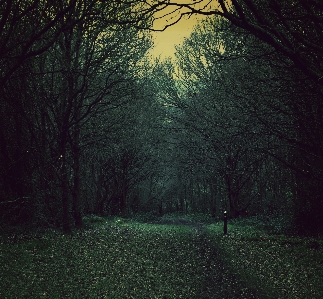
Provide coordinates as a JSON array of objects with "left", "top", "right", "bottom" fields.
[
  {"left": 148, "top": 13, "right": 207, "bottom": 60},
  {"left": 145, "top": 0, "right": 223, "bottom": 60}
]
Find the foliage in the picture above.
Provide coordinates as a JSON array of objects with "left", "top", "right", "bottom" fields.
[{"left": 131, "top": 212, "right": 161, "bottom": 223}]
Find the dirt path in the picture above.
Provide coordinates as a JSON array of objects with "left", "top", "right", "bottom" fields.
[{"left": 153, "top": 218, "right": 261, "bottom": 298}]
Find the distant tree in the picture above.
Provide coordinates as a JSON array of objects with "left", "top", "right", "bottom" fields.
[
  {"left": 80, "top": 60, "right": 168, "bottom": 217},
  {"left": 151, "top": 16, "right": 299, "bottom": 221}
]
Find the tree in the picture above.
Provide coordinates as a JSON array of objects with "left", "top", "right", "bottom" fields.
[
  {"left": 148, "top": 0, "right": 323, "bottom": 83},
  {"left": 151, "top": 16, "right": 300, "bottom": 222},
  {"left": 0, "top": 0, "right": 154, "bottom": 231},
  {"left": 80, "top": 61, "right": 167, "bottom": 217},
  {"left": 145, "top": 0, "right": 323, "bottom": 234}
]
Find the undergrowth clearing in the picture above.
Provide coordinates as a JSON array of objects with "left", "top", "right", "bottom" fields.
[
  {"left": 1, "top": 214, "right": 323, "bottom": 298},
  {"left": 0, "top": 216, "right": 254, "bottom": 299}
]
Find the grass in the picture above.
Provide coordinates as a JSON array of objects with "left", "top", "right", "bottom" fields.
[
  {"left": 0, "top": 216, "right": 254, "bottom": 299},
  {"left": 159, "top": 212, "right": 216, "bottom": 223},
  {"left": 206, "top": 219, "right": 323, "bottom": 299},
  {"left": 1, "top": 214, "right": 322, "bottom": 298}
]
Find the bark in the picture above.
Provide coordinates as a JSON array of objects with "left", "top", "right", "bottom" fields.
[
  {"left": 60, "top": 153, "right": 71, "bottom": 233},
  {"left": 209, "top": 177, "right": 217, "bottom": 218},
  {"left": 120, "top": 178, "right": 127, "bottom": 217},
  {"left": 0, "top": 122, "right": 11, "bottom": 200},
  {"left": 72, "top": 126, "right": 82, "bottom": 228}
]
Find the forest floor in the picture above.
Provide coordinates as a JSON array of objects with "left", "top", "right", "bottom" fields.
[{"left": 0, "top": 214, "right": 323, "bottom": 298}]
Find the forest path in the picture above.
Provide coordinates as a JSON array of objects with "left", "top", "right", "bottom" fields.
[
  {"left": 149, "top": 217, "right": 259, "bottom": 298},
  {"left": 154, "top": 217, "right": 205, "bottom": 231}
]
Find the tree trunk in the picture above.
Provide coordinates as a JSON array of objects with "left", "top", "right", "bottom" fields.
[
  {"left": 209, "top": 177, "right": 217, "bottom": 218},
  {"left": 72, "top": 122, "right": 83, "bottom": 228},
  {"left": 294, "top": 161, "right": 323, "bottom": 236},
  {"left": 121, "top": 179, "right": 127, "bottom": 217},
  {"left": 0, "top": 123, "right": 11, "bottom": 200},
  {"left": 60, "top": 127, "right": 71, "bottom": 233},
  {"left": 61, "top": 157, "right": 71, "bottom": 233},
  {"left": 226, "top": 175, "right": 239, "bottom": 219}
]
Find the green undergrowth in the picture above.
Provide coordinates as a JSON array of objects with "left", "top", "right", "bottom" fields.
[
  {"left": 161, "top": 212, "right": 216, "bottom": 224},
  {"left": 129, "top": 212, "right": 216, "bottom": 224},
  {"left": 3, "top": 214, "right": 321, "bottom": 298},
  {"left": 206, "top": 221, "right": 323, "bottom": 299},
  {"left": 0, "top": 216, "right": 253, "bottom": 299}
]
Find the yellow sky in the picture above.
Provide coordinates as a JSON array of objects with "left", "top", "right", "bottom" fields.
[
  {"left": 148, "top": 14, "right": 207, "bottom": 60},
  {"left": 146, "top": 0, "right": 223, "bottom": 60}
]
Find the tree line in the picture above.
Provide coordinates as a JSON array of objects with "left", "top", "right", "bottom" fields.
[
  {"left": 0, "top": 0, "right": 161, "bottom": 232},
  {"left": 1, "top": 0, "right": 323, "bottom": 236},
  {"left": 151, "top": 0, "right": 323, "bottom": 235}
]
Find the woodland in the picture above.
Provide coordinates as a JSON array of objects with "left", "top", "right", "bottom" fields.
[
  {"left": 1, "top": 0, "right": 323, "bottom": 238},
  {"left": 1, "top": 1, "right": 323, "bottom": 298}
]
